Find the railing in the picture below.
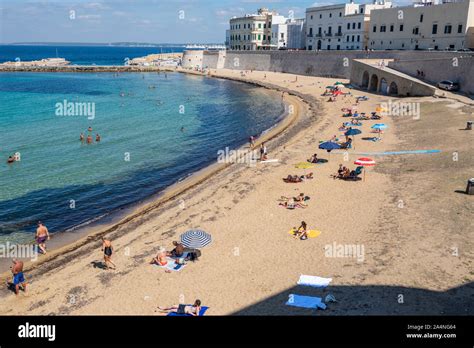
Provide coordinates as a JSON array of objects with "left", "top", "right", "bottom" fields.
[
  {"left": 335, "top": 32, "right": 343, "bottom": 37},
  {"left": 325, "top": 33, "right": 333, "bottom": 37}
]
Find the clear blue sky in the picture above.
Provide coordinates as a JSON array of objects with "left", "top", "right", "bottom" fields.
[{"left": 0, "top": 0, "right": 410, "bottom": 44}]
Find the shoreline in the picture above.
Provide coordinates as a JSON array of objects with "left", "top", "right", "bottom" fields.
[{"left": 0, "top": 69, "right": 310, "bottom": 279}]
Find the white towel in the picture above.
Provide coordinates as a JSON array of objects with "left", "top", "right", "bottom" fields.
[{"left": 297, "top": 275, "right": 332, "bottom": 288}]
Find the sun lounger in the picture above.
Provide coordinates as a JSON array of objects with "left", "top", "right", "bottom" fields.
[
  {"left": 286, "top": 294, "right": 327, "bottom": 310},
  {"left": 297, "top": 275, "right": 332, "bottom": 288},
  {"left": 167, "top": 306, "right": 209, "bottom": 316}
]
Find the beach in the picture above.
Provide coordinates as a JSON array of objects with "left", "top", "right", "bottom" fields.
[{"left": 0, "top": 69, "right": 472, "bottom": 315}]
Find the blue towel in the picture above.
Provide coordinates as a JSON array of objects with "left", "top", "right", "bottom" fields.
[
  {"left": 286, "top": 294, "right": 327, "bottom": 310},
  {"left": 154, "top": 258, "right": 187, "bottom": 272},
  {"left": 167, "top": 306, "right": 209, "bottom": 316}
]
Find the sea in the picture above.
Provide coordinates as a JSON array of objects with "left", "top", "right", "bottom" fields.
[{"left": 0, "top": 45, "right": 285, "bottom": 244}]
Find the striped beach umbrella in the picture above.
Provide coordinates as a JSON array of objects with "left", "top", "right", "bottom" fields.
[
  {"left": 180, "top": 229, "right": 212, "bottom": 248},
  {"left": 354, "top": 157, "right": 376, "bottom": 181}
]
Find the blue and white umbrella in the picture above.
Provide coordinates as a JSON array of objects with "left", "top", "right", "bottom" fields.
[
  {"left": 371, "top": 123, "right": 388, "bottom": 130},
  {"left": 345, "top": 128, "right": 362, "bottom": 136},
  {"left": 180, "top": 229, "right": 212, "bottom": 248}
]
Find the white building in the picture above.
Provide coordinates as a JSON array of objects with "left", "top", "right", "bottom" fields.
[
  {"left": 271, "top": 18, "right": 306, "bottom": 49},
  {"left": 305, "top": 1, "right": 392, "bottom": 50},
  {"left": 368, "top": 0, "right": 474, "bottom": 50},
  {"left": 229, "top": 8, "right": 287, "bottom": 50}
]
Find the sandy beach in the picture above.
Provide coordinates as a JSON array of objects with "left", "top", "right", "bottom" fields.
[{"left": 1, "top": 69, "right": 472, "bottom": 316}]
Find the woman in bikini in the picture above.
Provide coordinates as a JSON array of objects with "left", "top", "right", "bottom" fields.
[
  {"left": 150, "top": 248, "right": 168, "bottom": 266},
  {"left": 101, "top": 238, "right": 117, "bottom": 270},
  {"left": 158, "top": 299, "right": 202, "bottom": 316}
]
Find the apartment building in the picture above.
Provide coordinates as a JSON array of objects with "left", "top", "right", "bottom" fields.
[
  {"left": 368, "top": 0, "right": 474, "bottom": 50},
  {"left": 271, "top": 18, "right": 306, "bottom": 49},
  {"left": 305, "top": 1, "right": 392, "bottom": 50},
  {"left": 229, "top": 8, "right": 286, "bottom": 50}
]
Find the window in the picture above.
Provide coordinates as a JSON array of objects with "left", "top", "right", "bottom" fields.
[
  {"left": 444, "top": 25, "right": 452, "bottom": 34},
  {"left": 458, "top": 24, "right": 463, "bottom": 33},
  {"left": 413, "top": 27, "right": 419, "bottom": 35},
  {"left": 258, "top": 34, "right": 261, "bottom": 40},
  {"left": 258, "top": 23, "right": 261, "bottom": 29},
  {"left": 352, "top": 23, "right": 356, "bottom": 29},
  {"left": 339, "top": 12, "right": 342, "bottom": 17},
  {"left": 420, "top": 14, "right": 423, "bottom": 23},
  {"left": 380, "top": 25, "right": 386, "bottom": 32},
  {"left": 263, "top": 35, "right": 266, "bottom": 40},
  {"left": 358, "top": 22, "right": 361, "bottom": 29},
  {"left": 357, "top": 35, "right": 360, "bottom": 42},
  {"left": 360, "top": 8, "right": 364, "bottom": 14},
  {"left": 328, "top": 26, "right": 332, "bottom": 34},
  {"left": 269, "top": 22, "right": 272, "bottom": 28},
  {"left": 311, "top": 15, "right": 313, "bottom": 20},
  {"left": 338, "top": 26, "right": 342, "bottom": 34},
  {"left": 263, "top": 23, "right": 266, "bottom": 29},
  {"left": 400, "top": 24, "right": 404, "bottom": 31},
  {"left": 309, "top": 28, "right": 313, "bottom": 36},
  {"left": 329, "top": 13, "right": 332, "bottom": 18},
  {"left": 390, "top": 25, "right": 394, "bottom": 32},
  {"left": 320, "top": 14, "right": 322, "bottom": 19},
  {"left": 373, "top": 25, "right": 377, "bottom": 32},
  {"left": 281, "top": 33, "right": 284, "bottom": 39},
  {"left": 318, "top": 27, "right": 321, "bottom": 35},
  {"left": 347, "top": 23, "right": 350, "bottom": 30},
  {"left": 352, "top": 35, "right": 355, "bottom": 42},
  {"left": 432, "top": 24, "right": 438, "bottom": 34}
]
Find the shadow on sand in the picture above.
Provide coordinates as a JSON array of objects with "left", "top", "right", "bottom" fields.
[{"left": 231, "top": 282, "right": 474, "bottom": 315}]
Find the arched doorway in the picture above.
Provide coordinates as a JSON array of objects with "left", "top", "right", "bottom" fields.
[
  {"left": 317, "top": 40, "right": 322, "bottom": 50},
  {"left": 389, "top": 81, "right": 398, "bottom": 96},
  {"left": 379, "top": 78, "right": 388, "bottom": 95},
  {"left": 369, "top": 74, "right": 378, "bottom": 92},
  {"left": 361, "top": 71, "right": 369, "bottom": 89}
]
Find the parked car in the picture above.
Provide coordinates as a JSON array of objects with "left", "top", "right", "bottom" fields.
[{"left": 437, "top": 80, "right": 460, "bottom": 91}]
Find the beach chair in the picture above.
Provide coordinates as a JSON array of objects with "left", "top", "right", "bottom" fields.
[{"left": 343, "top": 166, "right": 363, "bottom": 181}]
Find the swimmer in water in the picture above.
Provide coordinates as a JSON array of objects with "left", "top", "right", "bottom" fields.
[
  {"left": 96, "top": 134, "right": 101, "bottom": 142},
  {"left": 88, "top": 126, "right": 93, "bottom": 132},
  {"left": 80, "top": 133, "right": 85, "bottom": 142},
  {"left": 87, "top": 135, "right": 93, "bottom": 144},
  {"left": 7, "top": 156, "right": 15, "bottom": 164},
  {"left": 180, "top": 127, "right": 185, "bottom": 132}
]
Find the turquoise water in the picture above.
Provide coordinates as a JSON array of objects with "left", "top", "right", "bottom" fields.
[{"left": 0, "top": 72, "right": 284, "bottom": 243}]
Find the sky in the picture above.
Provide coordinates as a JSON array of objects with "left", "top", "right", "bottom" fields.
[{"left": 0, "top": 0, "right": 411, "bottom": 44}]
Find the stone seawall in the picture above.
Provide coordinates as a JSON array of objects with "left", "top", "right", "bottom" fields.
[
  {"left": 183, "top": 50, "right": 473, "bottom": 94},
  {"left": 0, "top": 65, "right": 173, "bottom": 73}
]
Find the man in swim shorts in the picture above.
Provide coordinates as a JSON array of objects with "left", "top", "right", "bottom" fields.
[
  {"left": 36, "top": 221, "right": 50, "bottom": 254},
  {"left": 11, "top": 259, "right": 27, "bottom": 295},
  {"left": 158, "top": 299, "right": 202, "bottom": 316}
]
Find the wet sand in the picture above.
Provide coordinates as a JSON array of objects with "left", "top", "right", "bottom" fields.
[{"left": 0, "top": 69, "right": 472, "bottom": 315}]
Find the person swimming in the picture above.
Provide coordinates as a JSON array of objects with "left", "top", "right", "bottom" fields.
[
  {"left": 88, "top": 126, "right": 93, "bottom": 132},
  {"left": 7, "top": 156, "right": 15, "bottom": 164},
  {"left": 86, "top": 135, "right": 93, "bottom": 144},
  {"left": 95, "top": 134, "right": 101, "bottom": 142},
  {"left": 80, "top": 133, "right": 85, "bottom": 142}
]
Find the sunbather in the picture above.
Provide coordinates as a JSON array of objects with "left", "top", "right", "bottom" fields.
[
  {"left": 150, "top": 247, "right": 168, "bottom": 266},
  {"left": 307, "top": 153, "right": 319, "bottom": 163},
  {"left": 158, "top": 299, "right": 202, "bottom": 316},
  {"left": 292, "top": 221, "right": 309, "bottom": 240},
  {"left": 283, "top": 172, "right": 313, "bottom": 183},
  {"left": 167, "top": 241, "right": 184, "bottom": 258}
]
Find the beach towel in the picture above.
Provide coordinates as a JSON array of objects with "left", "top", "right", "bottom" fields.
[
  {"left": 297, "top": 275, "right": 332, "bottom": 288},
  {"left": 288, "top": 229, "right": 321, "bottom": 239},
  {"left": 154, "top": 257, "right": 187, "bottom": 272},
  {"left": 286, "top": 294, "right": 327, "bottom": 310},
  {"left": 167, "top": 306, "right": 209, "bottom": 316}
]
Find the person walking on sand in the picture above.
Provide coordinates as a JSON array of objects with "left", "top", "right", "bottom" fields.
[
  {"left": 249, "top": 136, "right": 255, "bottom": 149},
  {"left": 158, "top": 299, "right": 202, "bottom": 316},
  {"left": 101, "top": 237, "right": 116, "bottom": 270},
  {"left": 11, "top": 259, "right": 27, "bottom": 296},
  {"left": 35, "top": 221, "right": 50, "bottom": 254},
  {"left": 259, "top": 142, "right": 267, "bottom": 161}
]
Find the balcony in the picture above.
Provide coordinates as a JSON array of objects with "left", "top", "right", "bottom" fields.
[
  {"left": 307, "top": 34, "right": 313, "bottom": 38},
  {"left": 315, "top": 33, "right": 323, "bottom": 38},
  {"left": 325, "top": 33, "right": 333, "bottom": 37},
  {"left": 335, "top": 32, "right": 343, "bottom": 37}
]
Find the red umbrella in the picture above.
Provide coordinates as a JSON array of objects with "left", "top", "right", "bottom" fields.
[{"left": 354, "top": 157, "right": 376, "bottom": 181}]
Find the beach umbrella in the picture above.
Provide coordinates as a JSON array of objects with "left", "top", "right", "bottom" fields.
[
  {"left": 334, "top": 81, "right": 344, "bottom": 85},
  {"left": 319, "top": 141, "right": 341, "bottom": 161},
  {"left": 371, "top": 123, "right": 388, "bottom": 139},
  {"left": 180, "top": 229, "right": 212, "bottom": 248},
  {"left": 354, "top": 157, "right": 376, "bottom": 181},
  {"left": 345, "top": 128, "right": 362, "bottom": 149}
]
